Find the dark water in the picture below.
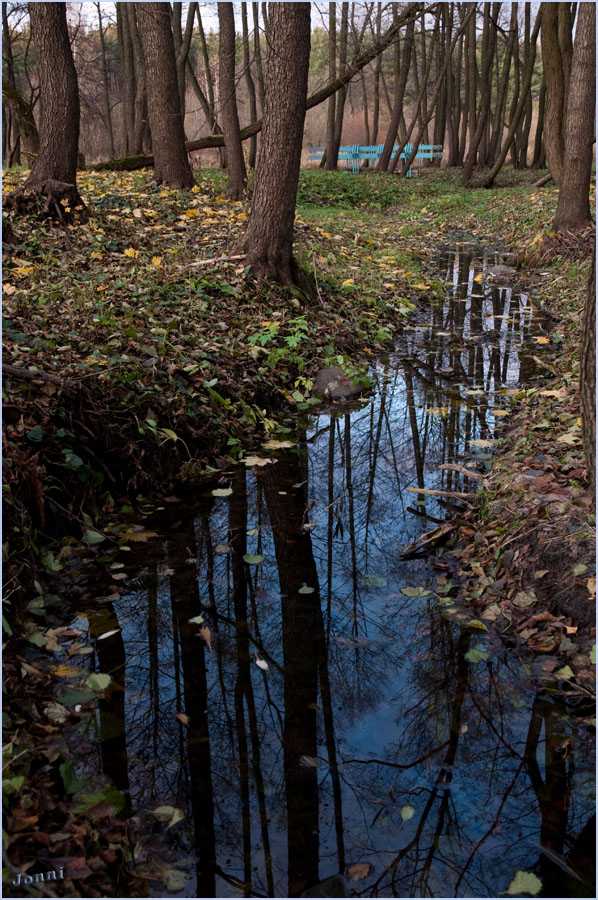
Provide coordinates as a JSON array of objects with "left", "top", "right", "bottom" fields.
[{"left": 65, "top": 242, "right": 595, "bottom": 898}]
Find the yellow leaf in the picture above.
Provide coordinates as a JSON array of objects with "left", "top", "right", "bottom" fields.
[
  {"left": 536, "top": 336, "right": 550, "bottom": 345},
  {"left": 200, "top": 625, "right": 212, "bottom": 650},
  {"left": 474, "top": 273, "right": 484, "bottom": 282},
  {"left": 184, "top": 208, "right": 198, "bottom": 217},
  {"left": 191, "top": 184, "right": 200, "bottom": 193},
  {"left": 236, "top": 212, "right": 247, "bottom": 220},
  {"left": 124, "top": 247, "right": 139, "bottom": 258},
  {"left": 341, "top": 279, "right": 354, "bottom": 286},
  {"left": 14, "top": 266, "right": 35, "bottom": 277},
  {"left": 490, "top": 409, "right": 509, "bottom": 416},
  {"left": 151, "top": 256, "right": 163, "bottom": 268},
  {"left": 90, "top": 251, "right": 103, "bottom": 260}
]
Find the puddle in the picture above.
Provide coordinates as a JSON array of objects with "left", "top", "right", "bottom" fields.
[{"left": 58, "top": 243, "right": 595, "bottom": 897}]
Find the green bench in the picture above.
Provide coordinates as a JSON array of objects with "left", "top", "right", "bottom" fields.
[{"left": 308, "top": 143, "right": 443, "bottom": 177}]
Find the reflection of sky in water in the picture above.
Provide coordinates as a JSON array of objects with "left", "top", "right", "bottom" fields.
[{"left": 82, "top": 246, "right": 594, "bottom": 898}]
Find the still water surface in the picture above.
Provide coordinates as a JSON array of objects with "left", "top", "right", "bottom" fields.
[{"left": 72, "top": 242, "right": 595, "bottom": 898}]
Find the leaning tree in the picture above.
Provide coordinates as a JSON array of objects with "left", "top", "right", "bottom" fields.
[
  {"left": 136, "top": 3, "right": 194, "bottom": 188},
  {"left": 242, "top": 2, "right": 311, "bottom": 285},
  {"left": 4, "top": 3, "right": 85, "bottom": 222}
]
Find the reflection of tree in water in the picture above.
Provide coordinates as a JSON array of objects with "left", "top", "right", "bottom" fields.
[{"left": 97, "top": 241, "right": 594, "bottom": 897}]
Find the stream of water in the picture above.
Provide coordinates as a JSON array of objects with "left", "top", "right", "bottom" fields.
[{"left": 58, "top": 241, "right": 595, "bottom": 898}]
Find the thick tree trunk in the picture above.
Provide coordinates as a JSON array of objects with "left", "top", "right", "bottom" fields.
[
  {"left": 218, "top": 2, "right": 247, "bottom": 199},
  {"left": 553, "top": 2, "right": 595, "bottom": 233},
  {"left": 580, "top": 254, "right": 596, "bottom": 497},
  {"left": 463, "top": 3, "right": 495, "bottom": 184},
  {"left": 243, "top": 3, "right": 311, "bottom": 286},
  {"left": 541, "top": 2, "right": 573, "bottom": 187},
  {"left": 12, "top": 3, "right": 84, "bottom": 217},
  {"left": 116, "top": 4, "right": 134, "bottom": 155},
  {"left": 136, "top": 3, "right": 194, "bottom": 188}
]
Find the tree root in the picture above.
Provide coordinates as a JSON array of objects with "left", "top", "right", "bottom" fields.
[{"left": 3, "top": 179, "right": 88, "bottom": 225}]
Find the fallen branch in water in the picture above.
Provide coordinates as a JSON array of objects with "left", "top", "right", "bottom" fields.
[
  {"left": 438, "top": 463, "right": 483, "bottom": 480},
  {"left": 401, "top": 522, "right": 456, "bottom": 558},
  {"left": 406, "top": 486, "right": 472, "bottom": 499}
]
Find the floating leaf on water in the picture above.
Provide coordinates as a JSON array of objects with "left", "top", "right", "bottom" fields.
[
  {"left": 506, "top": 871, "right": 542, "bottom": 896},
  {"left": 261, "top": 439, "right": 296, "bottom": 450},
  {"left": 471, "top": 439, "right": 495, "bottom": 448},
  {"left": 60, "top": 760, "right": 90, "bottom": 795},
  {"left": 45, "top": 702, "right": 69, "bottom": 724},
  {"left": 244, "top": 455, "right": 276, "bottom": 467},
  {"left": 200, "top": 625, "right": 212, "bottom": 650},
  {"left": 73, "top": 785, "right": 125, "bottom": 815},
  {"left": 348, "top": 863, "right": 371, "bottom": 881},
  {"left": 465, "top": 389, "right": 485, "bottom": 396},
  {"left": 300, "top": 755, "right": 318, "bottom": 768},
  {"left": 153, "top": 805, "right": 185, "bottom": 829},
  {"left": 360, "top": 574, "right": 387, "bottom": 587},
  {"left": 86, "top": 672, "right": 112, "bottom": 693},
  {"left": 188, "top": 614, "right": 205, "bottom": 626},
  {"left": 28, "top": 631, "right": 46, "bottom": 647},
  {"left": 490, "top": 409, "right": 509, "bottom": 417},
  {"left": 247, "top": 527, "right": 259, "bottom": 536},
  {"left": 57, "top": 687, "right": 96, "bottom": 707},
  {"left": 255, "top": 656, "right": 269, "bottom": 671},
  {"left": 212, "top": 487, "right": 233, "bottom": 497},
  {"left": 467, "top": 619, "right": 488, "bottom": 631},
  {"left": 176, "top": 712, "right": 189, "bottom": 725},
  {"left": 298, "top": 584, "right": 315, "bottom": 594},
  {"left": 97, "top": 629, "right": 120, "bottom": 640},
  {"left": 426, "top": 407, "right": 450, "bottom": 416},
  {"left": 401, "top": 586, "right": 430, "bottom": 598},
  {"left": 400, "top": 805, "right": 415, "bottom": 821},
  {"left": 243, "top": 554, "right": 264, "bottom": 565},
  {"left": 214, "top": 543, "right": 231, "bottom": 554},
  {"left": 163, "top": 869, "right": 187, "bottom": 892},
  {"left": 464, "top": 647, "right": 489, "bottom": 664}
]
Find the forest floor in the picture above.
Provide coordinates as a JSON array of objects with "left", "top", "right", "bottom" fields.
[{"left": 2, "top": 165, "right": 595, "bottom": 895}]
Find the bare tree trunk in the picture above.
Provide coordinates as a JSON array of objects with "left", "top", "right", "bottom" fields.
[
  {"left": 371, "top": 4, "right": 382, "bottom": 145},
  {"left": 465, "top": 3, "right": 478, "bottom": 159},
  {"left": 117, "top": 3, "right": 134, "bottom": 155},
  {"left": 172, "top": 1, "right": 197, "bottom": 130},
  {"left": 252, "top": 3, "right": 266, "bottom": 114},
  {"left": 483, "top": 8, "right": 541, "bottom": 187},
  {"left": 126, "top": 5, "right": 148, "bottom": 155},
  {"left": 580, "top": 253, "right": 596, "bottom": 497},
  {"left": 137, "top": 3, "right": 194, "bottom": 188},
  {"left": 96, "top": 3, "right": 116, "bottom": 160},
  {"left": 332, "top": 2, "right": 349, "bottom": 165},
  {"left": 2, "top": 5, "right": 20, "bottom": 165},
  {"left": 532, "top": 80, "right": 546, "bottom": 168},
  {"left": 2, "top": 81, "right": 40, "bottom": 165},
  {"left": 241, "top": 2, "right": 258, "bottom": 168},
  {"left": 488, "top": 2, "right": 517, "bottom": 166},
  {"left": 325, "top": 2, "right": 337, "bottom": 170},
  {"left": 243, "top": 3, "right": 311, "bottom": 287},
  {"left": 463, "top": 3, "right": 495, "bottom": 184},
  {"left": 218, "top": 2, "right": 247, "bottom": 198},
  {"left": 377, "top": 12, "right": 416, "bottom": 172},
  {"left": 553, "top": 2, "right": 595, "bottom": 232}
]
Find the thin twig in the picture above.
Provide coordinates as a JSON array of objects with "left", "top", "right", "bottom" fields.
[{"left": 180, "top": 253, "right": 246, "bottom": 270}]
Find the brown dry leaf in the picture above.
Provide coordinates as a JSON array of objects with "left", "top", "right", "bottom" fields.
[
  {"left": 565, "top": 625, "right": 578, "bottom": 634},
  {"left": 587, "top": 576, "right": 596, "bottom": 598},
  {"left": 200, "top": 625, "right": 212, "bottom": 650},
  {"left": 176, "top": 712, "right": 189, "bottom": 725},
  {"left": 348, "top": 863, "right": 371, "bottom": 881}
]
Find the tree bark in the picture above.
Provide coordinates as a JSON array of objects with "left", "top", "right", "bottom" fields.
[
  {"left": 2, "top": 81, "right": 40, "bottom": 165},
  {"left": 532, "top": 80, "right": 546, "bottom": 168},
  {"left": 96, "top": 3, "right": 116, "bottom": 160},
  {"left": 553, "top": 2, "right": 595, "bottom": 232},
  {"left": 463, "top": 3, "right": 495, "bottom": 184},
  {"left": 324, "top": 2, "right": 337, "bottom": 170},
  {"left": 241, "top": 3, "right": 258, "bottom": 168},
  {"left": 482, "top": 8, "right": 541, "bottom": 187},
  {"left": 218, "top": 2, "right": 247, "bottom": 199},
  {"left": 580, "top": 253, "right": 596, "bottom": 497},
  {"left": 136, "top": 3, "right": 194, "bottom": 188},
  {"left": 17, "top": 3, "right": 83, "bottom": 211},
  {"left": 116, "top": 3, "right": 134, "bottom": 155},
  {"left": 541, "top": 2, "right": 574, "bottom": 187},
  {"left": 243, "top": 3, "right": 311, "bottom": 286},
  {"left": 252, "top": 3, "right": 266, "bottom": 115},
  {"left": 377, "top": 13, "right": 416, "bottom": 172},
  {"left": 332, "top": 2, "right": 349, "bottom": 162},
  {"left": 488, "top": 3, "right": 517, "bottom": 166}
]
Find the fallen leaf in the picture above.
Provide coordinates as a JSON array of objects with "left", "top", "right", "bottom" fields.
[
  {"left": 176, "top": 713, "right": 189, "bottom": 725},
  {"left": 212, "top": 487, "right": 233, "bottom": 497},
  {"left": 255, "top": 656, "right": 269, "bottom": 671},
  {"left": 200, "top": 625, "right": 212, "bottom": 649},
  {"left": 243, "top": 554, "right": 264, "bottom": 565},
  {"left": 348, "top": 863, "right": 371, "bottom": 881},
  {"left": 506, "top": 871, "right": 542, "bottom": 896},
  {"left": 400, "top": 805, "right": 415, "bottom": 821},
  {"left": 244, "top": 455, "right": 276, "bottom": 467}
]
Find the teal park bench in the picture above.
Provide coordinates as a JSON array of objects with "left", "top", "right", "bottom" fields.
[{"left": 308, "top": 143, "right": 443, "bottom": 176}]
